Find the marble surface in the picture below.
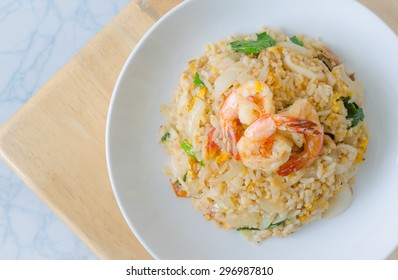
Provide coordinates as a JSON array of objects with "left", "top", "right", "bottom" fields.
[{"left": 0, "top": 0, "right": 131, "bottom": 259}]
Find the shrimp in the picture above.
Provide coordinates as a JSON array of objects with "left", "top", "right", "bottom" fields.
[
  {"left": 277, "top": 99, "right": 324, "bottom": 176},
  {"left": 237, "top": 114, "right": 321, "bottom": 172},
  {"left": 219, "top": 80, "right": 274, "bottom": 159},
  {"left": 206, "top": 127, "right": 220, "bottom": 159}
]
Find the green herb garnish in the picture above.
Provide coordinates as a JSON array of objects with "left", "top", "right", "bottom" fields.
[
  {"left": 256, "top": 32, "right": 272, "bottom": 41},
  {"left": 237, "top": 218, "right": 287, "bottom": 232},
  {"left": 183, "top": 173, "right": 187, "bottom": 182},
  {"left": 266, "top": 219, "right": 287, "bottom": 229},
  {"left": 181, "top": 140, "right": 205, "bottom": 166},
  {"left": 161, "top": 132, "right": 170, "bottom": 142},
  {"left": 290, "top": 35, "right": 304, "bottom": 46},
  {"left": 174, "top": 179, "right": 181, "bottom": 186},
  {"left": 230, "top": 32, "right": 276, "bottom": 54},
  {"left": 237, "top": 227, "right": 260, "bottom": 231},
  {"left": 341, "top": 97, "right": 365, "bottom": 128},
  {"left": 193, "top": 72, "right": 206, "bottom": 87}
]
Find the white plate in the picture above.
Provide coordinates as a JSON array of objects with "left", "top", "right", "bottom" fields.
[{"left": 106, "top": 0, "right": 398, "bottom": 259}]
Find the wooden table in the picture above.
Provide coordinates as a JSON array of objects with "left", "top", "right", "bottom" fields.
[{"left": 0, "top": 0, "right": 397, "bottom": 259}]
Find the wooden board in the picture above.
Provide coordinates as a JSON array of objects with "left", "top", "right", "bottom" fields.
[{"left": 0, "top": 0, "right": 397, "bottom": 260}]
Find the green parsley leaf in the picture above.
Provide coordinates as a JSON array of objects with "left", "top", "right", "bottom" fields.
[
  {"left": 193, "top": 72, "right": 206, "bottom": 87},
  {"left": 237, "top": 227, "right": 260, "bottom": 231},
  {"left": 160, "top": 132, "right": 170, "bottom": 142},
  {"left": 230, "top": 32, "right": 276, "bottom": 54},
  {"left": 256, "top": 32, "right": 272, "bottom": 41},
  {"left": 290, "top": 35, "right": 304, "bottom": 46},
  {"left": 341, "top": 97, "right": 365, "bottom": 128}
]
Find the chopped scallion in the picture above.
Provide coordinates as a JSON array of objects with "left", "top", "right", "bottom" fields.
[
  {"left": 161, "top": 132, "right": 170, "bottom": 142},
  {"left": 193, "top": 72, "right": 206, "bottom": 87},
  {"left": 181, "top": 140, "right": 205, "bottom": 166},
  {"left": 290, "top": 35, "right": 304, "bottom": 46}
]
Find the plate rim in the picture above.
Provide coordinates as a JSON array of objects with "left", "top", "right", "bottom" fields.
[{"left": 105, "top": 0, "right": 191, "bottom": 259}]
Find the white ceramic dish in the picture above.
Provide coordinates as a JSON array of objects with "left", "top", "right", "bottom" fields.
[{"left": 106, "top": 0, "right": 398, "bottom": 259}]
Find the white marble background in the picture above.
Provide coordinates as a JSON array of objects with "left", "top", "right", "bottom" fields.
[{"left": 0, "top": 0, "right": 131, "bottom": 259}]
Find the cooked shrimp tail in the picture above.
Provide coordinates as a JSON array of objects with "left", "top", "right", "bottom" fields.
[
  {"left": 224, "top": 122, "right": 240, "bottom": 159},
  {"left": 277, "top": 99, "right": 324, "bottom": 176},
  {"left": 271, "top": 115, "right": 321, "bottom": 135},
  {"left": 206, "top": 127, "right": 220, "bottom": 159},
  {"left": 277, "top": 153, "right": 309, "bottom": 176},
  {"left": 278, "top": 133, "right": 323, "bottom": 176}
]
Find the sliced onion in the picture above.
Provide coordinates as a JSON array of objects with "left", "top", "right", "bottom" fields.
[
  {"left": 213, "top": 67, "right": 239, "bottom": 98},
  {"left": 322, "top": 186, "right": 353, "bottom": 218},
  {"left": 188, "top": 98, "right": 205, "bottom": 135},
  {"left": 258, "top": 198, "right": 278, "bottom": 213},
  {"left": 216, "top": 57, "right": 236, "bottom": 69},
  {"left": 273, "top": 212, "right": 288, "bottom": 224},
  {"left": 236, "top": 72, "right": 254, "bottom": 85},
  {"left": 214, "top": 61, "right": 246, "bottom": 98},
  {"left": 283, "top": 53, "right": 325, "bottom": 81},
  {"left": 259, "top": 213, "right": 277, "bottom": 229},
  {"left": 277, "top": 41, "right": 313, "bottom": 57}
]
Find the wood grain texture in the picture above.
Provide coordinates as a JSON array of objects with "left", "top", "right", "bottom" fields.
[
  {"left": 360, "top": 0, "right": 398, "bottom": 34},
  {"left": 0, "top": 0, "right": 396, "bottom": 259}
]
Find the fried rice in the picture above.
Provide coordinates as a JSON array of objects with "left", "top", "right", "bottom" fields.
[{"left": 159, "top": 28, "right": 369, "bottom": 242}]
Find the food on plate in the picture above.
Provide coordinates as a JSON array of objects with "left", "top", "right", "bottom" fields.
[{"left": 159, "top": 28, "right": 368, "bottom": 242}]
